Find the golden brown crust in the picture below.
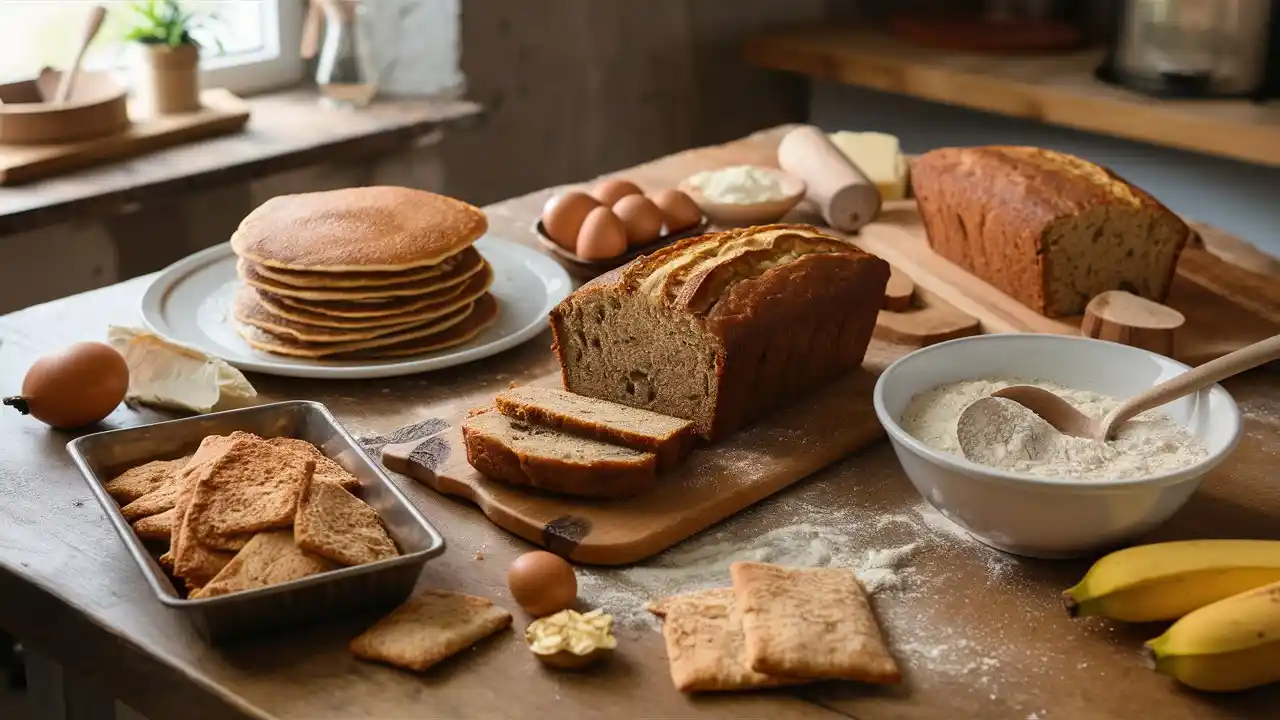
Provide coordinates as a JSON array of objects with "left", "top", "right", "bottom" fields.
[
  {"left": 230, "top": 187, "right": 487, "bottom": 271},
  {"left": 911, "top": 146, "right": 1190, "bottom": 317},
  {"left": 237, "top": 249, "right": 485, "bottom": 301}
]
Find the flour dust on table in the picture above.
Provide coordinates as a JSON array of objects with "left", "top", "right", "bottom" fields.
[{"left": 902, "top": 378, "right": 1207, "bottom": 480}]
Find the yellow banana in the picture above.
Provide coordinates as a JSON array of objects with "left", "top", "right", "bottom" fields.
[
  {"left": 1145, "top": 579, "right": 1280, "bottom": 692},
  {"left": 1063, "top": 539, "right": 1280, "bottom": 622}
]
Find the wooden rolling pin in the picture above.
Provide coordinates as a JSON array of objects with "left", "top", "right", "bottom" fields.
[
  {"left": 777, "top": 125, "right": 882, "bottom": 233},
  {"left": 54, "top": 5, "right": 108, "bottom": 103}
]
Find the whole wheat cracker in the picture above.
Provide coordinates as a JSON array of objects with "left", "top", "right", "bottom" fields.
[
  {"left": 189, "top": 531, "right": 337, "bottom": 599},
  {"left": 185, "top": 437, "right": 314, "bottom": 546},
  {"left": 730, "top": 562, "right": 900, "bottom": 684},
  {"left": 133, "top": 508, "right": 176, "bottom": 542},
  {"left": 266, "top": 437, "right": 361, "bottom": 492},
  {"left": 122, "top": 432, "right": 258, "bottom": 521},
  {"left": 651, "top": 587, "right": 810, "bottom": 693},
  {"left": 169, "top": 433, "right": 260, "bottom": 587},
  {"left": 294, "top": 473, "right": 397, "bottom": 566},
  {"left": 349, "top": 589, "right": 512, "bottom": 672},
  {"left": 104, "top": 455, "right": 192, "bottom": 505}
]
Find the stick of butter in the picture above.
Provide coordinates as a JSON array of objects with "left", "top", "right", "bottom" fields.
[
  {"left": 107, "top": 326, "right": 257, "bottom": 414},
  {"left": 828, "top": 131, "right": 909, "bottom": 201}
]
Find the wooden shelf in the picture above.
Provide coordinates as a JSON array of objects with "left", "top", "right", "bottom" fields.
[{"left": 745, "top": 27, "right": 1280, "bottom": 167}]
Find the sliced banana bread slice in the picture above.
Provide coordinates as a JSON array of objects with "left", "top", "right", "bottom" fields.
[
  {"left": 461, "top": 411, "right": 658, "bottom": 498},
  {"left": 494, "top": 386, "right": 695, "bottom": 470}
]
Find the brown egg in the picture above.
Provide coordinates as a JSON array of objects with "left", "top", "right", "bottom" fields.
[
  {"left": 650, "top": 189, "right": 702, "bottom": 232},
  {"left": 612, "top": 194, "right": 665, "bottom": 246},
  {"left": 591, "top": 179, "right": 643, "bottom": 207},
  {"left": 575, "top": 207, "right": 628, "bottom": 261},
  {"left": 508, "top": 551, "right": 578, "bottom": 617},
  {"left": 541, "top": 191, "right": 600, "bottom": 251},
  {"left": 3, "top": 341, "right": 128, "bottom": 429}
]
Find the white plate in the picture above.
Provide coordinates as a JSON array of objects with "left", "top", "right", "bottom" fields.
[{"left": 140, "top": 235, "right": 572, "bottom": 379}]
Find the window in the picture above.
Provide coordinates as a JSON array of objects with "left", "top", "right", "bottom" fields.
[{"left": 0, "top": 1, "right": 305, "bottom": 96}]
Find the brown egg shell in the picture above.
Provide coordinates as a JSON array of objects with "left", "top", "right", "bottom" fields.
[
  {"left": 650, "top": 189, "right": 702, "bottom": 233},
  {"left": 574, "top": 207, "right": 628, "bottom": 262},
  {"left": 541, "top": 192, "right": 600, "bottom": 252},
  {"left": 507, "top": 550, "right": 579, "bottom": 617},
  {"left": 592, "top": 179, "right": 643, "bottom": 207},
  {"left": 612, "top": 194, "right": 664, "bottom": 246},
  {"left": 5, "top": 341, "right": 129, "bottom": 429}
]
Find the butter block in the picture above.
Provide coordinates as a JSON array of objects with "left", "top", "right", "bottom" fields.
[
  {"left": 828, "top": 131, "right": 909, "bottom": 201},
  {"left": 107, "top": 326, "right": 257, "bottom": 414}
]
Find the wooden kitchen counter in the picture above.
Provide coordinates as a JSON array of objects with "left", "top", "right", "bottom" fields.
[
  {"left": 1, "top": 128, "right": 1279, "bottom": 720},
  {"left": 745, "top": 27, "right": 1280, "bottom": 168}
]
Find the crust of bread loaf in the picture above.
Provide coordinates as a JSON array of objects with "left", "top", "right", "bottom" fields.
[
  {"left": 549, "top": 224, "right": 890, "bottom": 441},
  {"left": 911, "top": 146, "right": 1190, "bottom": 317},
  {"left": 461, "top": 412, "right": 659, "bottom": 498}
]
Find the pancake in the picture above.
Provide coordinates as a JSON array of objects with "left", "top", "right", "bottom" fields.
[
  {"left": 330, "top": 296, "right": 500, "bottom": 360},
  {"left": 230, "top": 187, "right": 487, "bottom": 272},
  {"left": 249, "top": 246, "right": 476, "bottom": 289},
  {"left": 235, "top": 288, "right": 446, "bottom": 342},
  {"left": 254, "top": 263, "right": 494, "bottom": 329},
  {"left": 237, "top": 293, "right": 497, "bottom": 358},
  {"left": 238, "top": 249, "right": 485, "bottom": 300},
  {"left": 268, "top": 279, "right": 471, "bottom": 318}
]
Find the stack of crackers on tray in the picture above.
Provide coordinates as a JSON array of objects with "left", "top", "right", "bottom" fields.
[
  {"left": 229, "top": 186, "right": 500, "bottom": 361},
  {"left": 649, "top": 562, "right": 900, "bottom": 692},
  {"left": 107, "top": 430, "right": 399, "bottom": 598}
]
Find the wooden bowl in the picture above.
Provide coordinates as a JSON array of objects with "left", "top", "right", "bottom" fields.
[
  {"left": 678, "top": 167, "right": 806, "bottom": 227},
  {"left": 532, "top": 215, "right": 710, "bottom": 276},
  {"left": 0, "top": 68, "right": 130, "bottom": 145}
]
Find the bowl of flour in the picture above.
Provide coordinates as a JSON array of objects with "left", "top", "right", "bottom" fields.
[{"left": 872, "top": 334, "right": 1242, "bottom": 559}]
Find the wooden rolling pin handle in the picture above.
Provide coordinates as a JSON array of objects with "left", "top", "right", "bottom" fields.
[{"left": 777, "top": 124, "right": 882, "bottom": 234}]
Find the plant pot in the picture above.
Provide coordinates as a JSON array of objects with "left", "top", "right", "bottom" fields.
[{"left": 131, "top": 42, "right": 200, "bottom": 115}]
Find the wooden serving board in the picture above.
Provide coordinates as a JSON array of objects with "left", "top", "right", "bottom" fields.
[
  {"left": 380, "top": 370, "right": 883, "bottom": 565},
  {"left": 0, "top": 88, "right": 250, "bottom": 185},
  {"left": 855, "top": 202, "right": 1280, "bottom": 366}
]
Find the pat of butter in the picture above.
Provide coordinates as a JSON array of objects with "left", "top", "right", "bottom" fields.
[
  {"left": 107, "top": 326, "right": 257, "bottom": 414},
  {"left": 828, "top": 131, "right": 908, "bottom": 201}
]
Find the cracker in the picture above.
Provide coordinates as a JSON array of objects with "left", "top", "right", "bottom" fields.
[
  {"left": 655, "top": 588, "right": 809, "bottom": 693},
  {"left": 169, "top": 433, "right": 259, "bottom": 587},
  {"left": 188, "top": 531, "right": 338, "bottom": 599},
  {"left": 266, "top": 437, "right": 361, "bottom": 492},
  {"left": 133, "top": 508, "right": 176, "bottom": 542},
  {"left": 121, "top": 432, "right": 256, "bottom": 520},
  {"left": 104, "top": 455, "right": 191, "bottom": 505},
  {"left": 187, "top": 436, "right": 313, "bottom": 545},
  {"left": 349, "top": 589, "right": 512, "bottom": 672},
  {"left": 730, "top": 562, "right": 900, "bottom": 683},
  {"left": 294, "top": 474, "right": 397, "bottom": 566}
]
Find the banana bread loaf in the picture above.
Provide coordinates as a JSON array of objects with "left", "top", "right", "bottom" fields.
[
  {"left": 549, "top": 224, "right": 890, "bottom": 441},
  {"left": 911, "top": 146, "right": 1190, "bottom": 318}
]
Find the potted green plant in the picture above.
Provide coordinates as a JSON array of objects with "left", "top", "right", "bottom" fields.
[{"left": 123, "top": 0, "right": 221, "bottom": 114}]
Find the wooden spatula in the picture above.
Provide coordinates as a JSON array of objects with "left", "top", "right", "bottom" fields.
[{"left": 53, "top": 5, "right": 108, "bottom": 103}]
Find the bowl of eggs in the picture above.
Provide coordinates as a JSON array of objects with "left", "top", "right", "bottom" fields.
[{"left": 535, "top": 178, "right": 709, "bottom": 273}]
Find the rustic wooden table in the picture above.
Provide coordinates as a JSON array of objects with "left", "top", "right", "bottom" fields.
[{"left": 1, "top": 128, "right": 1278, "bottom": 720}]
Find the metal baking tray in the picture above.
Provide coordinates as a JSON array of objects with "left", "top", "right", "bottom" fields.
[{"left": 66, "top": 400, "right": 446, "bottom": 643}]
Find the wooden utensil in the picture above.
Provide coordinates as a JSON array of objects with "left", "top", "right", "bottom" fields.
[
  {"left": 53, "top": 5, "right": 108, "bottom": 103},
  {"left": 883, "top": 264, "right": 916, "bottom": 311},
  {"left": 1082, "top": 290, "right": 1186, "bottom": 357},
  {"left": 776, "top": 124, "right": 882, "bottom": 233},
  {"left": 976, "top": 333, "right": 1280, "bottom": 442}
]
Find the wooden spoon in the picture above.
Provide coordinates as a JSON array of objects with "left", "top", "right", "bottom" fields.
[
  {"left": 969, "top": 333, "right": 1280, "bottom": 442},
  {"left": 53, "top": 5, "right": 108, "bottom": 103}
]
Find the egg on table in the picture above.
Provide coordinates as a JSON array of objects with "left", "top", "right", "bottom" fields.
[
  {"left": 591, "top": 179, "right": 642, "bottom": 207},
  {"left": 541, "top": 191, "right": 600, "bottom": 251},
  {"left": 612, "top": 194, "right": 664, "bottom": 246},
  {"left": 508, "top": 550, "right": 578, "bottom": 617},
  {"left": 575, "top": 207, "right": 628, "bottom": 261},
  {"left": 650, "top": 189, "right": 702, "bottom": 233}
]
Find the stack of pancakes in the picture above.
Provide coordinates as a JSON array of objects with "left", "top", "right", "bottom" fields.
[{"left": 230, "top": 187, "right": 499, "bottom": 360}]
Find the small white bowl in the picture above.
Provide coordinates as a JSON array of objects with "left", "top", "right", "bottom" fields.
[
  {"left": 873, "top": 334, "right": 1242, "bottom": 559},
  {"left": 678, "top": 167, "right": 806, "bottom": 227}
]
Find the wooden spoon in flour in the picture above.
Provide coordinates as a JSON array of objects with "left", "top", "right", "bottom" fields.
[{"left": 962, "top": 333, "right": 1280, "bottom": 444}]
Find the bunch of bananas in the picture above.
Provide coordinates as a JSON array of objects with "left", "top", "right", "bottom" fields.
[{"left": 1063, "top": 539, "right": 1280, "bottom": 692}]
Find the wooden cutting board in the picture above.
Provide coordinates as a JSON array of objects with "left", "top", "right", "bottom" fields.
[
  {"left": 0, "top": 88, "right": 250, "bottom": 185},
  {"left": 856, "top": 203, "right": 1280, "bottom": 366},
  {"left": 380, "top": 369, "right": 883, "bottom": 565}
]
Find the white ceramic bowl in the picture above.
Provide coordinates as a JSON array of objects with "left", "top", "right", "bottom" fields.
[{"left": 873, "top": 334, "right": 1242, "bottom": 559}]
